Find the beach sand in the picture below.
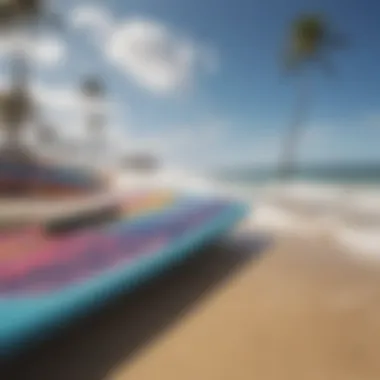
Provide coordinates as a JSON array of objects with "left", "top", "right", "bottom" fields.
[
  {"left": 2, "top": 230, "right": 380, "bottom": 380},
  {"left": 109, "top": 233, "right": 380, "bottom": 380}
]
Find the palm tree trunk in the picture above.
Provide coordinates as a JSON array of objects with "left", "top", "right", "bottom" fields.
[
  {"left": 11, "top": 43, "right": 29, "bottom": 92},
  {"left": 88, "top": 112, "right": 105, "bottom": 166},
  {"left": 278, "top": 74, "right": 310, "bottom": 180},
  {"left": 6, "top": 37, "right": 30, "bottom": 157}
]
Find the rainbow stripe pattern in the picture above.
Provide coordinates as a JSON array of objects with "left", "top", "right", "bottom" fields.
[{"left": 0, "top": 190, "right": 247, "bottom": 355}]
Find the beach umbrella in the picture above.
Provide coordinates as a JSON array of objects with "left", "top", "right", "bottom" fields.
[{"left": 0, "top": 89, "right": 32, "bottom": 161}]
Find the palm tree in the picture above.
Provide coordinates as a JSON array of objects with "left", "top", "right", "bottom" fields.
[
  {"left": 0, "top": 0, "right": 60, "bottom": 159},
  {"left": 80, "top": 77, "right": 106, "bottom": 163},
  {"left": 0, "top": 89, "right": 31, "bottom": 160},
  {"left": 279, "top": 13, "right": 346, "bottom": 179}
]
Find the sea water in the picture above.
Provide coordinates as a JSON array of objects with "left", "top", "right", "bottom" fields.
[{"left": 215, "top": 164, "right": 380, "bottom": 257}]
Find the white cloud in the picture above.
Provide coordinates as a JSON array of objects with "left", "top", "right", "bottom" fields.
[
  {"left": 33, "top": 36, "right": 66, "bottom": 66},
  {"left": 115, "top": 120, "right": 227, "bottom": 168},
  {"left": 33, "top": 85, "right": 119, "bottom": 148},
  {"left": 70, "top": 6, "right": 218, "bottom": 95},
  {"left": 0, "top": 32, "right": 66, "bottom": 67},
  {"left": 107, "top": 18, "right": 217, "bottom": 94},
  {"left": 71, "top": 4, "right": 112, "bottom": 42},
  {"left": 33, "top": 84, "right": 79, "bottom": 110},
  {"left": 33, "top": 83, "right": 113, "bottom": 113}
]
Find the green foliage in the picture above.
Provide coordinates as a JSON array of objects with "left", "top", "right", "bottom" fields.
[
  {"left": 292, "top": 14, "right": 326, "bottom": 55},
  {"left": 284, "top": 13, "right": 346, "bottom": 72},
  {"left": 0, "top": 0, "right": 41, "bottom": 25}
]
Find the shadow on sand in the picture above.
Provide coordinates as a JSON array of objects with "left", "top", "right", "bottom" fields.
[{"left": 1, "top": 232, "right": 272, "bottom": 380}]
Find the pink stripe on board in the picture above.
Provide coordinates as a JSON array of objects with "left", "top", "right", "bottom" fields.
[
  {"left": 0, "top": 226, "right": 40, "bottom": 243},
  {"left": 0, "top": 237, "right": 47, "bottom": 264},
  {"left": 0, "top": 232, "right": 95, "bottom": 280},
  {"left": 0, "top": 227, "right": 43, "bottom": 261}
]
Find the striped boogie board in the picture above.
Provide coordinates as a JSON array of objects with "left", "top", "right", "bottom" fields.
[{"left": 0, "top": 191, "right": 248, "bottom": 355}]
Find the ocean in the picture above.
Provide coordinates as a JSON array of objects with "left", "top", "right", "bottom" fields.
[
  {"left": 214, "top": 163, "right": 380, "bottom": 257},
  {"left": 216, "top": 162, "right": 380, "bottom": 184},
  {"left": 215, "top": 163, "right": 380, "bottom": 197}
]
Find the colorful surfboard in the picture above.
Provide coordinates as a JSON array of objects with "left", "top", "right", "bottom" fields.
[{"left": 0, "top": 191, "right": 247, "bottom": 356}]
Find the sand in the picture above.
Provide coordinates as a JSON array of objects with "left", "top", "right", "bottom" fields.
[
  {"left": 109, "top": 234, "right": 380, "bottom": 380},
  {"left": 2, "top": 231, "right": 380, "bottom": 380}
]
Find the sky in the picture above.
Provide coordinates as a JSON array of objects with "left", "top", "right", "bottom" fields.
[{"left": 0, "top": 0, "right": 379, "bottom": 170}]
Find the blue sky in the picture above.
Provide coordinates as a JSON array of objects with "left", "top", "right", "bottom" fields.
[{"left": 1, "top": 0, "right": 379, "bottom": 169}]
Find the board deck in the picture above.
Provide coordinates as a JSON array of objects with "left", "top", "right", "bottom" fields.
[{"left": 0, "top": 190, "right": 247, "bottom": 356}]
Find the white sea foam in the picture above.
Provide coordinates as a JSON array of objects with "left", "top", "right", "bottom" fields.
[
  {"left": 218, "top": 179, "right": 380, "bottom": 255},
  {"left": 248, "top": 182, "right": 380, "bottom": 256},
  {"left": 336, "top": 226, "right": 380, "bottom": 258}
]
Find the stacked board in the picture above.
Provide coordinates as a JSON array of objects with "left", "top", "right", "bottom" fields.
[
  {"left": 0, "top": 161, "right": 103, "bottom": 196},
  {"left": 0, "top": 190, "right": 247, "bottom": 356}
]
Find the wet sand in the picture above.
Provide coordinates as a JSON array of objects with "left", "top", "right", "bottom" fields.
[{"left": 2, "top": 232, "right": 380, "bottom": 380}]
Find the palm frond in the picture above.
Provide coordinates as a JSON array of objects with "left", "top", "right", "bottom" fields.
[
  {"left": 0, "top": 1, "right": 16, "bottom": 27},
  {"left": 0, "top": 0, "right": 62, "bottom": 29},
  {"left": 283, "top": 12, "right": 347, "bottom": 73},
  {"left": 291, "top": 13, "right": 326, "bottom": 54}
]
